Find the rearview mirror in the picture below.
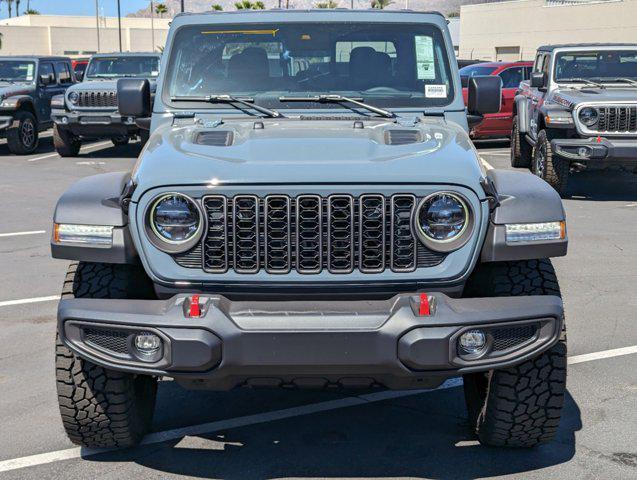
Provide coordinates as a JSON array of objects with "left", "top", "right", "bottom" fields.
[
  {"left": 530, "top": 72, "right": 547, "bottom": 89},
  {"left": 117, "top": 78, "right": 151, "bottom": 118},
  {"left": 467, "top": 75, "right": 501, "bottom": 115},
  {"left": 39, "top": 73, "right": 54, "bottom": 85},
  {"left": 75, "top": 70, "right": 84, "bottom": 82}
]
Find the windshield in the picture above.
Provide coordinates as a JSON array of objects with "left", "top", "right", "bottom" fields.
[
  {"left": 0, "top": 60, "right": 36, "bottom": 82},
  {"left": 166, "top": 22, "right": 455, "bottom": 109},
  {"left": 459, "top": 65, "right": 497, "bottom": 78},
  {"left": 86, "top": 56, "right": 160, "bottom": 79},
  {"left": 555, "top": 50, "right": 637, "bottom": 83}
]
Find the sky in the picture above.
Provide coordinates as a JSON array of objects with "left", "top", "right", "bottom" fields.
[{"left": 0, "top": 0, "right": 152, "bottom": 20}]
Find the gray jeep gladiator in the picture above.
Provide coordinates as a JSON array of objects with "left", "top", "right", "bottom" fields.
[
  {"left": 51, "top": 52, "right": 161, "bottom": 156},
  {"left": 0, "top": 56, "right": 74, "bottom": 154},
  {"left": 512, "top": 43, "right": 637, "bottom": 194},
  {"left": 52, "top": 10, "right": 569, "bottom": 450}
]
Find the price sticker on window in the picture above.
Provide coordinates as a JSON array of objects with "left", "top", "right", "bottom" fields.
[{"left": 415, "top": 35, "right": 435, "bottom": 80}]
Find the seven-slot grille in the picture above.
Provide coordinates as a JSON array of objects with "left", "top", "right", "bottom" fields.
[
  {"left": 190, "top": 194, "right": 446, "bottom": 275},
  {"left": 592, "top": 105, "right": 637, "bottom": 134},
  {"left": 76, "top": 90, "right": 118, "bottom": 108}
]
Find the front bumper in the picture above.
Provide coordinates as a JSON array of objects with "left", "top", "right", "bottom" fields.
[
  {"left": 552, "top": 137, "right": 637, "bottom": 168},
  {"left": 52, "top": 108, "right": 139, "bottom": 138},
  {"left": 58, "top": 292, "right": 563, "bottom": 390}
]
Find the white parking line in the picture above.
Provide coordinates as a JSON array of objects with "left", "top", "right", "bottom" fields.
[
  {"left": 480, "top": 158, "right": 494, "bottom": 170},
  {"left": 0, "top": 230, "right": 46, "bottom": 238},
  {"left": 0, "top": 345, "right": 635, "bottom": 473},
  {"left": 0, "top": 295, "right": 60, "bottom": 308},
  {"left": 27, "top": 141, "right": 114, "bottom": 163}
]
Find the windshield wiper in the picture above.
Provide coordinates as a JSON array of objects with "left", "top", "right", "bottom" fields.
[
  {"left": 171, "top": 94, "right": 284, "bottom": 118},
  {"left": 279, "top": 94, "right": 395, "bottom": 118},
  {"left": 559, "top": 78, "right": 605, "bottom": 89},
  {"left": 599, "top": 77, "right": 637, "bottom": 87}
]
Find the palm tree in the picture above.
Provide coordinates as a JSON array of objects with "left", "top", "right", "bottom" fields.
[
  {"left": 235, "top": 0, "right": 265, "bottom": 9},
  {"left": 211, "top": 3, "right": 223, "bottom": 9},
  {"left": 4, "top": 0, "right": 14, "bottom": 17},
  {"left": 155, "top": 2, "right": 168, "bottom": 17},
  {"left": 25, "top": 8, "right": 38, "bottom": 14},
  {"left": 316, "top": 0, "right": 338, "bottom": 7},
  {"left": 371, "top": 0, "right": 392, "bottom": 8},
  {"left": 15, "top": 0, "right": 21, "bottom": 16}
]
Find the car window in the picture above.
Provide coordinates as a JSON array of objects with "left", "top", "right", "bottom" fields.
[
  {"left": 459, "top": 65, "right": 498, "bottom": 77},
  {"left": 533, "top": 54, "right": 545, "bottom": 73},
  {"left": 55, "top": 62, "right": 73, "bottom": 84},
  {"left": 498, "top": 67, "right": 524, "bottom": 88},
  {"left": 39, "top": 62, "right": 54, "bottom": 82},
  {"left": 524, "top": 66, "right": 532, "bottom": 80}
]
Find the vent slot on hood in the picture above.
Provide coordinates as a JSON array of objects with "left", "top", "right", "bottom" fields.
[
  {"left": 385, "top": 130, "right": 423, "bottom": 146},
  {"left": 195, "top": 130, "right": 234, "bottom": 147}
]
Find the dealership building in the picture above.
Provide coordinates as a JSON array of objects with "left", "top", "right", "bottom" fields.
[
  {"left": 459, "top": 0, "right": 637, "bottom": 61},
  {"left": 0, "top": 14, "right": 169, "bottom": 56}
]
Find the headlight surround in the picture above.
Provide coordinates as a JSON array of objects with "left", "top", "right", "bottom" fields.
[
  {"left": 68, "top": 91, "right": 80, "bottom": 105},
  {"left": 146, "top": 193, "right": 204, "bottom": 253},
  {"left": 578, "top": 107, "right": 599, "bottom": 127},
  {"left": 414, "top": 192, "right": 474, "bottom": 253}
]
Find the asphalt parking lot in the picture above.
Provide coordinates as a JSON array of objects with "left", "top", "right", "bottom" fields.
[{"left": 0, "top": 135, "right": 636, "bottom": 479}]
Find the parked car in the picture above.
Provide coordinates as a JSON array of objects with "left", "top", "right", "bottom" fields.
[
  {"left": 50, "top": 52, "right": 161, "bottom": 156},
  {"left": 71, "top": 58, "right": 89, "bottom": 81},
  {"left": 0, "top": 55, "right": 74, "bottom": 154},
  {"left": 51, "top": 10, "right": 569, "bottom": 450},
  {"left": 457, "top": 58, "right": 487, "bottom": 69},
  {"left": 460, "top": 61, "right": 534, "bottom": 139},
  {"left": 513, "top": 43, "right": 637, "bottom": 194}
]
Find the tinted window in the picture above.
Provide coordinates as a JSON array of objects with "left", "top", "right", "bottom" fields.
[
  {"left": 459, "top": 65, "right": 498, "bottom": 77},
  {"left": 166, "top": 22, "right": 456, "bottom": 109},
  {"left": 55, "top": 62, "right": 72, "bottom": 84},
  {"left": 39, "top": 62, "right": 54, "bottom": 81},
  {"left": 555, "top": 50, "right": 637, "bottom": 82},
  {"left": 498, "top": 67, "right": 524, "bottom": 88},
  {"left": 0, "top": 60, "right": 36, "bottom": 82},
  {"left": 86, "top": 56, "right": 160, "bottom": 78}
]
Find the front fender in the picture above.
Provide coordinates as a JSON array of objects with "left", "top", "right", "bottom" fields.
[{"left": 514, "top": 94, "right": 529, "bottom": 133}]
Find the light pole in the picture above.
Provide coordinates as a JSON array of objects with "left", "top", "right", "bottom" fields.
[
  {"left": 150, "top": 1, "right": 156, "bottom": 52},
  {"left": 117, "top": 0, "right": 122, "bottom": 52},
  {"left": 181, "top": 0, "right": 185, "bottom": 12},
  {"left": 94, "top": 0, "right": 101, "bottom": 52}
]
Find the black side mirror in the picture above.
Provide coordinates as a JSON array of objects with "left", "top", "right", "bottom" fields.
[
  {"left": 460, "top": 76, "right": 469, "bottom": 88},
  {"left": 75, "top": 71, "right": 84, "bottom": 82},
  {"left": 40, "top": 73, "right": 54, "bottom": 85},
  {"left": 530, "top": 72, "right": 547, "bottom": 89},
  {"left": 467, "top": 75, "right": 501, "bottom": 115},
  {"left": 117, "top": 78, "right": 151, "bottom": 118}
]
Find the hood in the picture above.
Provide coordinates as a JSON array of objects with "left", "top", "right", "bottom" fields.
[
  {"left": 553, "top": 87, "right": 637, "bottom": 108},
  {"left": 131, "top": 117, "right": 486, "bottom": 201},
  {"left": 0, "top": 83, "right": 34, "bottom": 98},
  {"left": 69, "top": 78, "right": 157, "bottom": 93}
]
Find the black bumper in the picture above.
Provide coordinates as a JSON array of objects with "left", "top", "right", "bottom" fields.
[
  {"left": 552, "top": 137, "right": 637, "bottom": 168},
  {"left": 0, "top": 115, "right": 14, "bottom": 131},
  {"left": 58, "top": 293, "right": 564, "bottom": 390},
  {"left": 52, "top": 108, "right": 139, "bottom": 138}
]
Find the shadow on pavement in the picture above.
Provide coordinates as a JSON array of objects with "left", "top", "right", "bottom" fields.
[
  {"left": 86, "top": 382, "right": 581, "bottom": 479},
  {"left": 566, "top": 170, "right": 637, "bottom": 202}
]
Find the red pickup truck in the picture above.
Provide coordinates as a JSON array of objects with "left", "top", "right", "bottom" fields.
[{"left": 460, "top": 61, "right": 533, "bottom": 139}]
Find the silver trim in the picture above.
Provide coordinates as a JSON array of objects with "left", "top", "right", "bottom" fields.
[
  {"left": 359, "top": 194, "right": 386, "bottom": 274},
  {"left": 264, "top": 195, "right": 292, "bottom": 274},
  {"left": 201, "top": 195, "right": 228, "bottom": 273},
  {"left": 295, "top": 194, "right": 323, "bottom": 274},
  {"left": 390, "top": 194, "right": 417, "bottom": 273},
  {"left": 232, "top": 194, "right": 260, "bottom": 274},
  {"left": 327, "top": 194, "right": 355, "bottom": 274},
  {"left": 574, "top": 102, "right": 637, "bottom": 136}
]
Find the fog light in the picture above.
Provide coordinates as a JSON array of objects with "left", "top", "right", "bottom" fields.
[
  {"left": 134, "top": 332, "right": 161, "bottom": 356},
  {"left": 578, "top": 147, "right": 591, "bottom": 158},
  {"left": 459, "top": 330, "right": 486, "bottom": 355}
]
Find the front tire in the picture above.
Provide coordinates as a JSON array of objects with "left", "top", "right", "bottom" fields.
[
  {"left": 462, "top": 260, "right": 567, "bottom": 448},
  {"left": 510, "top": 116, "right": 532, "bottom": 168},
  {"left": 533, "top": 130, "right": 570, "bottom": 196},
  {"left": 6, "top": 110, "right": 39, "bottom": 155},
  {"left": 55, "top": 262, "right": 157, "bottom": 448},
  {"left": 53, "top": 124, "right": 81, "bottom": 157}
]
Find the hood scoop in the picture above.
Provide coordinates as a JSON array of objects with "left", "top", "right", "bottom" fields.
[
  {"left": 385, "top": 129, "right": 423, "bottom": 146},
  {"left": 195, "top": 130, "right": 234, "bottom": 147}
]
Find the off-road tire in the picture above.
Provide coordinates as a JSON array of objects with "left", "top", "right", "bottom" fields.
[
  {"left": 533, "top": 130, "right": 570, "bottom": 196},
  {"left": 139, "top": 129, "right": 150, "bottom": 147},
  {"left": 53, "top": 124, "right": 81, "bottom": 157},
  {"left": 462, "top": 259, "right": 567, "bottom": 448},
  {"left": 56, "top": 262, "right": 157, "bottom": 448},
  {"left": 510, "top": 116, "right": 532, "bottom": 168},
  {"left": 6, "top": 110, "right": 39, "bottom": 155},
  {"left": 112, "top": 136, "right": 130, "bottom": 147}
]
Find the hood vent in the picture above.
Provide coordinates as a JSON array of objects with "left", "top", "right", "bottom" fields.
[
  {"left": 195, "top": 130, "right": 234, "bottom": 147},
  {"left": 385, "top": 129, "right": 423, "bottom": 146}
]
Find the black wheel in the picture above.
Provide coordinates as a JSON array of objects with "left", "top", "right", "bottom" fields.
[
  {"left": 533, "top": 130, "right": 570, "bottom": 195},
  {"left": 112, "top": 136, "right": 130, "bottom": 147},
  {"left": 53, "top": 124, "right": 81, "bottom": 157},
  {"left": 6, "top": 110, "right": 39, "bottom": 154},
  {"left": 510, "top": 116, "right": 532, "bottom": 168},
  {"left": 56, "top": 262, "right": 157, "bottom": 448},
  {"left": 462, "top": 259, "right": 567, "bottom": 448}
]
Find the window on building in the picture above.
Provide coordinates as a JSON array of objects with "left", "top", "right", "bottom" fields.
[{"left": 495, "top": 46, "right": 520, "bottom": 62}]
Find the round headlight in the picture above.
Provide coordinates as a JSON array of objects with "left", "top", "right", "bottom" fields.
[
  {"left": 414, "top": 192, "right": 473, "bottom": 252},
  {"left": 578, "top": 107, "right": 599, "bottom": 127},
  {"left": 147, "top": 193, "right": 203, "bottom": 252},
  {"left": 68, "top": 91, "right": 80, "bottom": 105}
]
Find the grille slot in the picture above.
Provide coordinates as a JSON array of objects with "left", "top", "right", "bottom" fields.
[
  {"left": 77, "top": 90, "right": 118, "bottom": 108},
  {"left": 359, "top": 195, "right": 386, "bottom": 273},
  {"left": 83, "top": 328, "right": 129, "bottom": 355},
  {"left": 233, "top": 195, "right": 260, "bottom": 273},
  {"left": 264, "top": 195, "right": 291, "bottom": 273},
  {"left": 592, "top": 106, "right": 637, "bottom": 134},
  {"left": 327, "top": 195, "right": 355, "bottom": 273},
  {"left": 491, "top": 324, "right": 538, "bottom": 352},
  {"left": 391, "top": 194, "right": 417, "bottom": 272},
  {"left": 203, "top": 196, "right": 228, "bottom": 273},
  {"left": 296, "top": 195, "right": 323, "bottom": 273}
]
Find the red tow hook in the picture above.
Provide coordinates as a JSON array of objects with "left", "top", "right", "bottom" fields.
[
  {"left": 187, "top": 294, "right": 201, "bottom": 318},
  {"left": 419, "top": 293, "right": 431, "bottom": 316}
]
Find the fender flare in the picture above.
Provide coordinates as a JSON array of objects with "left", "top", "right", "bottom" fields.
[{"left": 514, "top": 94, "right": 529, "bottom": 133}]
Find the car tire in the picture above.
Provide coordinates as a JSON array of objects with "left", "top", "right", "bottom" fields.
[
  {"left": 462, "top": 259, "right": 567, "bottom": 448},
  {"left": 56, "top": 262, "right": 157, "bottom": 448},
  {"left": 533, "top": 130, "right": 570, "bottom": 196},
  {"left": 53, "top": 124, "right": 81, "bottom": 157},
  {"left": 6, "top": 110, "right": 39, "bottom": 155},
  {"left": 112, "top": 136, "right": 130, "bottom": 147},
  {"left": 510, "top": 116, "right": 532, "bottom": 168}
]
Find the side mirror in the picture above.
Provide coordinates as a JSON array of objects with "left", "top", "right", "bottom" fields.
[
  {"left": 117, "top": 78, "right": 151, "bottom": 118},
  {"left": 75, "top": 71, "right": 84, "bottom": 82},
  {"left": 460, "top": 76, "right": 469, "bottom": 88},
  {"left": 530, "top": 72, "right": 547, "bottom": 89},
  {"left": 467, "top": 75, "right": 501, "bottom": 115},
  {"left": 40, "top": 73, "right": 54, "bottom": 85}
]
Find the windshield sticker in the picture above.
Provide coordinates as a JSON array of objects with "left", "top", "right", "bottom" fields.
[
  {"left": 26, "top": 64, "right": 35, "bottom": 80},
  {"left": 425, "top": 84, "right": 447, "bottom": 98},
  {"left": 415, "top": 35, "right": 436, "bottom": 80}
]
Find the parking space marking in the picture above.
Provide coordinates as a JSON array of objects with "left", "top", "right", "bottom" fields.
[
  {"left": 480, "top": 158, "right": 494, "bottom": 170},
  {"left": 27, "top": 141, "right": 115, "bottom": 163},
  {"left": 0, "top": 346, "right": 635, "bottom": 474},
  {"left": 0, "top": 230, "right": 46, "bottom": 238},
  {"left": 0, "top": 295, "right": 60, "bottom": 308}
]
